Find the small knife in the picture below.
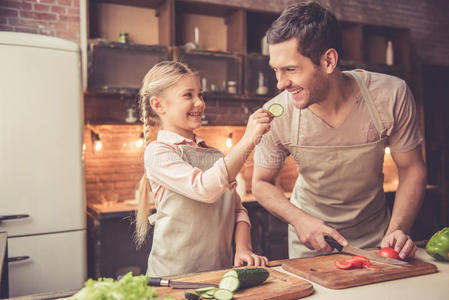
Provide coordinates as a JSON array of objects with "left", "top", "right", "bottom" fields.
[
  {"left": 324, "top": 236, "right": 410, "bottom": 266},
  {"left": 148, "top": 277, "right": 218, "bottom": 289}
]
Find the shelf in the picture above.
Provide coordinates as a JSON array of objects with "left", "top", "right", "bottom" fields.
[
  {"left": 87, "top": 40, "right": 169, "bottom": 93},
  {"left": 173, "top": 46, "right": 243, "bottom": 94}
]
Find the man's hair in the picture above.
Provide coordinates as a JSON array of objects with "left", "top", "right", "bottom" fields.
[{"left": 266, "top": 1, "right": 342, "bottom": 66}]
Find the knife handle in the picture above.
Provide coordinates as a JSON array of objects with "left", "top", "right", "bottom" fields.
[
  {"left": 324, "top": 236, "right": 343, "bottom": 252},
  {"left": 148, "top": 277, "right": 170, "bottom": 287}
]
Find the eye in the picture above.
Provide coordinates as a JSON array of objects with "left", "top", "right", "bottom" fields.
[
  {"left": 198, "top": 92, "right": 204, "bottom": 98},
  {"left": 286, "top": 67, "right": 296, "bottom": 72},
  {"left": 183, "top": 92, "right": 192, "bottom": 98}
]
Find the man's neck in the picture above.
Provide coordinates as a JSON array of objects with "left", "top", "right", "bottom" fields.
[{"left": 309, "top": 70, "right": 359, "bottom": 128}]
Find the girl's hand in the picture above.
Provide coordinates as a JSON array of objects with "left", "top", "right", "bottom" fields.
[
  {"left": 243, "top": 108, "right": 274, "bottom": 146},
  {"left": 234, "top": 247, "right": 269, "bottom": 267}
]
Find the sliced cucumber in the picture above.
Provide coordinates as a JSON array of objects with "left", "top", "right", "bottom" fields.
[
  {"left": 219, "top": 275, "right": 240, "bottom": 292},
  {"left": 184, "top": 290, "right": 200, "bottom": 300},
  {"left": 268, "top": 103, "right": 284, "bottom": 117},
  {"left": 213, "top": 288, "right": 233, "bottom": 300},
  {"left": 194, "top": 286, "right": 216, "bottom": 294},
  {"left": 200, "top": 288, "right": 217, "bottom": 299}
]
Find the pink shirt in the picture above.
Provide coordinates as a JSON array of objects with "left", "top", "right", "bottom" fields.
[{"left": 145, "top": 130, "right": 250, "bottom": 226}]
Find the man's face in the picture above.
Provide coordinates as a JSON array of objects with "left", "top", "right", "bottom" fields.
[{"left": 269, "top": 38, "right": 329, "bottom": 109}]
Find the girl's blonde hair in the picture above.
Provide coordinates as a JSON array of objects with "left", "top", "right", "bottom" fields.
[{"left": 134, "top": 61, "right": 195, "bottom": 247}]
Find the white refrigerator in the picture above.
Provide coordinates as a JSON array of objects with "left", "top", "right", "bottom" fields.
[{"left": 0, "top": 32, "right": 87, "bottom": 297}]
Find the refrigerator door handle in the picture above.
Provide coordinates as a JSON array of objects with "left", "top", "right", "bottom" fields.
[
  {"left": 0, "top": 214, "right": 30, "bottom": 222},
  {"left": 8, "top": 256, "right": 30, "bottom": 263}
]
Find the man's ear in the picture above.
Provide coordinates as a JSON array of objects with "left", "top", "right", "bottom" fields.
[
  {"left": 150, "top": 96, "right": 165, "bottom": 115},
  {"left": 321, "top": 48, "right": 338, "bottom": 74}
]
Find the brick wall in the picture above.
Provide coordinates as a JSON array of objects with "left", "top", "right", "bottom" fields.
[{"left": 0, "top": 0, "right": 80, "bottom": 42}]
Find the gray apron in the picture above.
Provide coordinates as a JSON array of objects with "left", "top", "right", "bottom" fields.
[
  {"left": 288, "top": 70, "right": 391, "bottom": 258},
  {"left": 147, "top": 144, "right": 235, "bottom": 277}
]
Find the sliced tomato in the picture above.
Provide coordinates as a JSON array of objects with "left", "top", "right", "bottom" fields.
[
  {"left": 346, "top": 256, "right": 370, "bottom": 268},
  {"left": 377, "top": 247, "right": 400, "bottom": 259},
  {"left": 335, "top": 260, "right": 353, "bottom": 270}
]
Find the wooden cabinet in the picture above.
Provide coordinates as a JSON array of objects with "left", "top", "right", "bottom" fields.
[
  {"left": 340, "top": 21, "right": 411, "bottom": 83},
  {"left": 83, "top": 1, "right": 413, "bottom": 125},
  {"left": 86, "top": 205, "right": 153, "bottom": 279}
]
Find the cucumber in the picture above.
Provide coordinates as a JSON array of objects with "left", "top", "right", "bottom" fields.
[
  {"left": 184, "top": 290, "right": 200, "bottom": 300},
  {"left": 213, "top": 288, "right": 233, "bottom": 300},
  {"left": 219, "top": 267, "right": 269, "bottom": 291}
]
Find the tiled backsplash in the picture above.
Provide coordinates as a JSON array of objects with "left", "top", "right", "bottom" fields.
[{"left": 83, "top": 124, "right": 298, "bottom": 204}]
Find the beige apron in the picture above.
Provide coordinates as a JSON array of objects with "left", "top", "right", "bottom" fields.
[
  {"left": 287, "top": 70, "right": 391, "bottom": 258},
  {"left": 147, "top": 145, "right": 235, "bottom": 277}
]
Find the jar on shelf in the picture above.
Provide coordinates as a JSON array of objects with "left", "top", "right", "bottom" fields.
[
  {"left": 227, "top": 81, "right": 237, "bottom": 94},
  {"left": 118, "top": 32, "right": 129, "bottom": 44}
]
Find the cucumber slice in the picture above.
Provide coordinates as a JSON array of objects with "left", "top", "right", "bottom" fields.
[
  {"left": 213, "top": 288, "right": 233, "bottom": 300},
  {"left": 268, "top": 103, "right": 284, "bottom": 117},
  {"left": 219, "top": 275, "right": 240, "bottom": 292},
  {"left": 200, "top": 288, "right": 217, "bottom": 299},
  {"left": 194, "top": 286, "right": 216, "bottom": 293},
  {"left": 184, "top": 290, "right": 200, "bottom": 300}
]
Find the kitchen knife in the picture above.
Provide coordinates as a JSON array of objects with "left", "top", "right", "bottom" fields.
[
  {"left": 148, "top": 277, "right": 218, "bottom": 289},
  {"left": 324, "top": 236, "right": 410, "bottom": 266}
]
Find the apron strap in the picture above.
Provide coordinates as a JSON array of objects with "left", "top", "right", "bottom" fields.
[
  {"left": 349, "top": 71, "right": 386, "bottom": 138},
  {"left": 290, "top": 107, "right": 301, "bottom": 145}
]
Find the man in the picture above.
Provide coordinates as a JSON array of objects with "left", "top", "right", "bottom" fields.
[{"left": 252, "top": 1, "right": 426, "bottom": 259}]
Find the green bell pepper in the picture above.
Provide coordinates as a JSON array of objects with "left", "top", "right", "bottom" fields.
[{"left": 426, "top": 227, "right": 449, "bottom": 261}]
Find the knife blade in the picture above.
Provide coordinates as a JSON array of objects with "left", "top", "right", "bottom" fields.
[
  {"left": 324, "top": 236, "right": 410, "bottom": 266},
  {"left": 148, "top": 277, "right": 218, "bottom": 289}
]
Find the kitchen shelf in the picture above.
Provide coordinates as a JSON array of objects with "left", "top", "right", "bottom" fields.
[
  {"left": 87, "top": 40, "right": 169, "bottom": 93},
  {"left": 84, "top": 1, "right": 412, "bottom": 124}
]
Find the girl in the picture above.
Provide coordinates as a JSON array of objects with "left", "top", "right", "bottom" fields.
[{"left": 134, "top": 61, "right": 273, "bottom": 277}]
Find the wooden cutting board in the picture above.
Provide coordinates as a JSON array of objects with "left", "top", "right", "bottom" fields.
[
  {"left": 282, "top": 252, "right": 438, "bottom": 289},
  {"left": 153, "top": 267, "right": 314, "bottom": 299}
]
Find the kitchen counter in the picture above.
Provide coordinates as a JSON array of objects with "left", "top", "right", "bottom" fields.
[{"left": 5, "top": 248, "right": 448, "bottom": 300}]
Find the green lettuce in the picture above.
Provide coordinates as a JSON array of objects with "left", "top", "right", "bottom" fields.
[{"left": 70, "top": 272, "right": 171, "bottom": 300}]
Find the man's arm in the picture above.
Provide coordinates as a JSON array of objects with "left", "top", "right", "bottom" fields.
[
  {"left": 382, "top": 145, "right": 427, "bottom": 259},
  {"left": 252, "top": 165, "right": 347, "bottom": 252}
]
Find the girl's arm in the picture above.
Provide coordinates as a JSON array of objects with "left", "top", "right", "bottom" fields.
[
  {"left": 233, "top": 191, "right": 268, "bottom": 266},
  {"left": 146, "top": 109, "right": 273, "bottom": 204},
  {"left": 234, "top": 222, "right": 268, "bottom": 267},
  {"left": 224, "top": 109, "right": 273, "bottom": 182}
]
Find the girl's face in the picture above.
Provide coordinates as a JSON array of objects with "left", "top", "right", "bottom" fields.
[{"left": 158, "top": 74, "right": 205, "bottom": 139}]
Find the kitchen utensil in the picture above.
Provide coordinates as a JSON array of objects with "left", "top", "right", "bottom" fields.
[
  {"left": 324, "top": 236, "right": 409, "bottom": 266},
  {"left": 148, "top": 277, "right": 218, "bottom": 289}
]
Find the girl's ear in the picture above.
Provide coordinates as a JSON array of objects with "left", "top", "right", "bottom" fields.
[
  {"left": 321, "top": 48, "right": 338, "bottom": 74},
  {"left": 150, "top": 96, "right": 165, "bottom": 115}
]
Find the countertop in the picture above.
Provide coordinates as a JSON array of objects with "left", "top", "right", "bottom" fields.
[{"left": 5, "top": 248, "right": 448, "bottom": 299}]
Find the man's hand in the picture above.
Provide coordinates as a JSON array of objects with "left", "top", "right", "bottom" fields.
[
  {"left": 381, "top": 229, "right": 417, "bottom": 259},
  {"left": 292, "top": 213, "right": 347, "bottom": 252}
]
